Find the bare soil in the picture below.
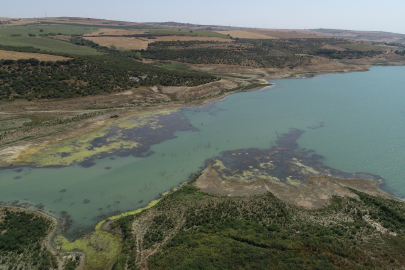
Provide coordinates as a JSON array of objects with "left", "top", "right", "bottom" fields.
[{"left": 194, "top": 166, "right": 399, "bottom": 209}]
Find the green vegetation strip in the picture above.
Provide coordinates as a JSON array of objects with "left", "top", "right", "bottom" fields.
[
  {"left": 0, "top": 37, "right": 101, "bottom": 55},
  {"left": 110, "top": 179, "right": 405, "bottom": 269},
  {"left": 0, "top": 24, "right": 97, "bottom": 37}
]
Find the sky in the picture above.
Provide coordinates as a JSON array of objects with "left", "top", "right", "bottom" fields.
[{"left": 2, "top": 0, "right": 405, "bottom": 34}]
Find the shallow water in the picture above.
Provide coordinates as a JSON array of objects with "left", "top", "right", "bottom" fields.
[{"left": 1, "top": 66, "right": 404, "bottom": 234}]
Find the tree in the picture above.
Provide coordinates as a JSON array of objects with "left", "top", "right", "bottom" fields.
[
  {"left": 110, "top": 45, "right": 117, "bottom": 51},
  {"left": 39, "top": 29, "right": 43, "bottom": 32},
  {"left": 135, "top": 52, "right": 142, "bottom": 60}
]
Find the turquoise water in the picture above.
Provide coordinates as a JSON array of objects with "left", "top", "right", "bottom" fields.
[{"left": 1, "top": 66, "right": 405, "bottom": 234}]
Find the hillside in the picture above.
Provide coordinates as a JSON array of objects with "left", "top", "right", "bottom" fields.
[{"left": 109, "top": 175, "right": 405, "bottom": 270}]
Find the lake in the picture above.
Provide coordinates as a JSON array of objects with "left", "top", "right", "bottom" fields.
[{"left": 1, "top": 66, "right": 404, "bottom": 235}]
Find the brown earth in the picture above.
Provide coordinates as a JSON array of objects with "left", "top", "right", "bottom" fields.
[
  {"left": 0, "top": 50, "right": 69, "bottom": 61},
  {"left": 0, "top": 18, "right": 41, "bottom": 26},
  {"left": 194, "top": 165, "right": 399, "bottom": 210}
]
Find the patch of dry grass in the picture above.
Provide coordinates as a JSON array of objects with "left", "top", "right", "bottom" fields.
[
  {"left": 0, "top": 50, "right": 69, "bottom": 61},
  {"left": 84, "top": 36, "right": 150, "bottom": 50}
]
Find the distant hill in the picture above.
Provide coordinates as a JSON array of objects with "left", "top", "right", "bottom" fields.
[{"left": 284, "top": 29, "right": 405, "bottom": 44}]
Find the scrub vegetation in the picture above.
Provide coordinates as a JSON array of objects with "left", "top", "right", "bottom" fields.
[
  {"left": 0, "top": 207, "right": 80, "bottom": 270},
  {"left": 0, "top": 55, "right": 218, "bottom": 100},
  {"left": 109, "top": 178, "right": 405, "bottom": 270},
  {"left": 0, "top": 37, "right": 102, "bottom": 55},
  {"left": 142, "top": 38, "right": 382, "bottom": 68}
]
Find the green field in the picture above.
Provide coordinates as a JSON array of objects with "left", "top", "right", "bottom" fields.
[
  {"left": 337, "top": 43, "right": 386, "bottom": 51},
  {"left": 0, "top": 37, "right": 102, "bottom": 55},
  {"left": 150, "top": 29, "right": 230, "bottom": 38},
  {"left": 0, "top": 24, "right": 97, "bottom": 37}
]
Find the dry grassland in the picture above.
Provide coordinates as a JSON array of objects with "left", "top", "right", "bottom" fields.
[
  {"left": 0, "top": 18, "right": 41, "bottom": 26},
  {"left": 249, "top": 29, "right": 327, "bottom": 38},
  {"left": 0, "top": 50, "right": 69, "bottom": 61},
  {"left": 84, "top": 36, "right": 230, "bottom": 50},
  {"left": 215, "top": 30, "right": 277, "bottom": 39},
  {"left": 84, "top": 36, "right": 150, "bottom": 50}
]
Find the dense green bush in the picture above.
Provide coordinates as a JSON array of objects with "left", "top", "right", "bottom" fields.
[{"left": 111, "top": 183, "right": 405, "bottom": 270}]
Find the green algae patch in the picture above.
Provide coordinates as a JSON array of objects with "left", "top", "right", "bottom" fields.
[
  {"left": 54, "top": 228, "right": 121, "bottom": 270},
  {"left": 54, "top": 232, "right": 121, "bottom": 270},
  {"left": 53, "top": 195, "right": 179, "bottom": 270},
  {"left": 116, "top": 108, "right": 176, "bottom": 130},
  {"left": 17, "top": 108, "right": 180, "bottom": 167},
  {"left": 103, "top": 199, "right": 161, "bottom": 226}
]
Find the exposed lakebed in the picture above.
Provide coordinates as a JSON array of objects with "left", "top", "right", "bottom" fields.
[{"left": 1, "top": 66, "right": 405, "bottom": 236}]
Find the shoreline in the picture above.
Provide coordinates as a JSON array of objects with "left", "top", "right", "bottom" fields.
[
  {"left": 1, "top": 63, "right": 405, "bottom": 268},
  {"left": 0, "top": 62, "right": 377, "bottom": 169}
]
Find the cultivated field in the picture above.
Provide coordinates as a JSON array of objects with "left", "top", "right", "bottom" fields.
[
  {"left": 215, "top": 30, "right": 277, "bottom": 39},
  {"left": 84, "top": 36, "right": 150, "bottom": 50},
  {"left": 0, "top": 50, "right": 69, "bottom": 61},
  {"left": 0, "top": 36, "right": 102, "bottom": 55},
  {"left": 0, "top": 24, "right": 97, "bottom": 37},
  {"left": 84, "top": 36, "right": 231, "bottom": 50}
]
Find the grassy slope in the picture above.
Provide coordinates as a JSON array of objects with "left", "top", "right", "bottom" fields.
[
  {"left": 0, "top": 24, "right": 97, "bottom": 36},
  {"left": 111, "top": 181, "right": 405, "bottom": 270},
  {"left": 0, "top": 37, "right": 102, "bottom": 55}
]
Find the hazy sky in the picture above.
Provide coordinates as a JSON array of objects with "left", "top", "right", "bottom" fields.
[{"left": 2, "top": 0, "right": 405, "bottom": 34}]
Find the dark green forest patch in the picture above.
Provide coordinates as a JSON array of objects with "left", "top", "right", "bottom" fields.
[{"left": 0, "top": 54, "right": 218, "bottom": 100}]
